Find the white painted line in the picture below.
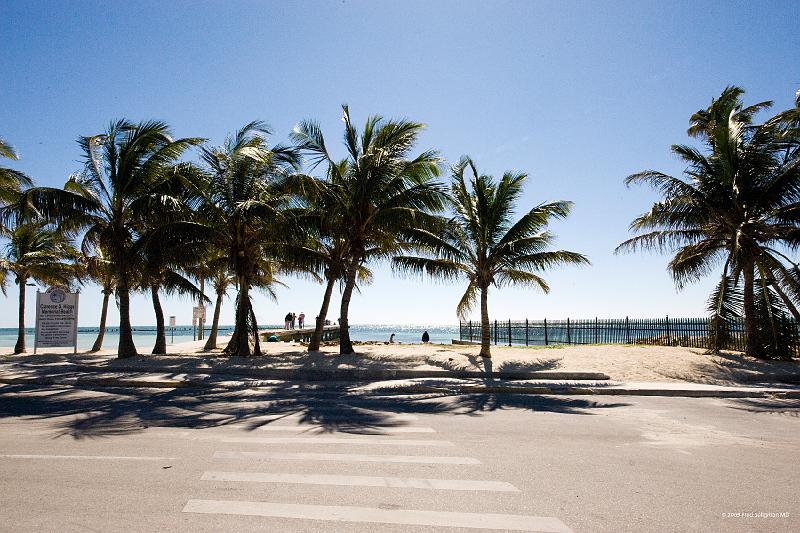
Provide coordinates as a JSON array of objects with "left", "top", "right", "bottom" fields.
[
  {"left": 258, "top": 425, "right": 436, "bottom": 434},
  {"left": 0, "top": 454, "right": 175, "bottom": 461},
  {"left": 182, "top": 500, "right": 572, "bottom": 532},
  {"left": 216, "top": 436, "right": 453, "bottom": 447},
  {"left": 202, "top": 471, "right": 519, "bottom": 492},
  {"left": 213, "top": 451, "right": 480, "bottom": 465}
]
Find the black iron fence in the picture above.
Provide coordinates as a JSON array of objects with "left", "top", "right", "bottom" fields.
[{"left": 459, "top": 317, "right": 797, "bottom": 353}]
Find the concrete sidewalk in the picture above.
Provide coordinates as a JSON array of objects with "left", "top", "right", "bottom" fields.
[{"left": 1, "top": 367, "right": 799, "bottom": 398}]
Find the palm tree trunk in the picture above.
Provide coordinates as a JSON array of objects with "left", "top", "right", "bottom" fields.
[
  {"left": 14, "top": 278, "right": 27, "bottom": 354},
  {"left": 309, "top": 275, "right": 336, "bottom": 352},
  {"left": 151, "top": 285, "right": 167, "bottom": 355},
  {"left": 224, "top": 276, "right": 252, "bottom": 357},
  {"left": 198, "top": 278, "right": 205, "bottom": 341},
  {"left": 90, "top": 289, "right": 111, "bottom": 352},
  {"left": 249, "top": 304, "right": 262, "bottom": 357},
  {"left": 116, "top": 279, "right": 138, "bottom": 359},
  {"left": 743, "top": 256, "right": 761, "bottom": 358},
  {"left": 338, "top": 270, "right": 356, "bottom": 355},
  {"left": 203, "top": 288, "right": 224, "bottom": 351},
  {"left": 479, "top": 284, "right": 491, "bottom": 358}
]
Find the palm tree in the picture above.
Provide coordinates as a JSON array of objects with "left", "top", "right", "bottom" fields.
[
  {"left": 198, "top": 253, "right": 235, "bottom": 351},
  {"left": 302, "top": 237, "right": 350, "bottom": 352},
  {"left": 136, "top": 239, "right": 207, "bottom": 354},
  {"left": 273, "top": 176, "right": 360, "bottom": 352},
  {"left": 291, "top": 106, "right": 447, "bottom": 354},
  {"left": 173, "top": 121, "right": 300, "bottom": 356},
  {"left": 83, "top": 247, "right": 115, "bottom": 352},
  {"left": 0, "top": 135, "right": 33, "bottom": 212},
  {"left": 0, "top": 221, "right": 79, "bottom": 354},
  {"left": 394, "top": 157, "right": 589, "bottom": 358},
  {"left": 617, "top": 86, "right": 800, "bottom": 359},
  {"left": 15, "top": 120, "right": 201, "bottom": 358}
]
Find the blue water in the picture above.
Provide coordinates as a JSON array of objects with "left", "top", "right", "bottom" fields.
[{"left": 0, "top": 324, "right": 459, "bottom": 350}]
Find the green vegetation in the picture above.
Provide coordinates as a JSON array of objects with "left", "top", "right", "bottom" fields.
[
  {"left": 394, "top": 157, "right": 589, "bottom": 358},
  {"left": 619, "top": 87, "right": 800, "bottom": 359},
  {"left": 0, "top": 221, "right": 79, "bottom": 353},
  {"left": 1, "top": 88, "right": 798, "bottom": 359}
]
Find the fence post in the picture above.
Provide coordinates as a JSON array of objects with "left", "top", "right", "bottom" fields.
[
  {"left": 626, "top": 316, "right": 630, "bottom": 344},
  {"left": 666, "top": 315, "right": 671, "bottom": 346},
  {"left": 525, "top": 319, "right": 529, "bottom": 346},
  {"left": 567, "top": 318, "right": 571, "bottom": 345},
  {"left": 508, "top": 319, "right": 512, "bottom": 346},
  {"left": 494, "top": 320, "right": 497, "bottom": 345},
  {"left": 544, "top": 318, "right": 548, "bottom": 345},
  {"left": 594, "top": 317, "right": 598, "bottom": 344},
  {"left": 468, "top": 320, "right": 472, "bottom": 342}
]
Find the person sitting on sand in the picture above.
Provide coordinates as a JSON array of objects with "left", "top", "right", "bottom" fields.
[
  {"left": 389, "top": 333, "right": 395, "bottom": 343},
  {"left": 421, "top": 331, "right": 430, "bottom": 343}
]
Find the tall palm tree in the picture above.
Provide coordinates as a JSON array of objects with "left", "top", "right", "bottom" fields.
[
  {"left": 617, "top": 86, "right": 800, "bottom": 359},
  {"left": 172, "top": 121, "right": 300, "bottom": 356},
  {"left": 273, "top": 176, "right": 362, "bottom": 352},
  {"left": 14, "top": 120, "right": 202, "bottom": 358},
  {"left": 394, "top": 157, "right": 589, "bottom": 358},
  {"left": 197, "top": 253, "right": 235, "bottom": 351},
  {"left": 136, "top": 239, "right": 207, "bottom": 354},
  {"left": 83, "top": 247, "right": 116, "bottom": 352},
  {"left": 302, "top": 237, "right": 350, "bottom": 352},
  {"left": 0, "top": 221, "right": 79, "bottom": 353},
  {"left": 0, "top": 135, "right": 33, "bottom": 213},
  {"left": 291, "top": 106, "right": 447, "bottom": 354}
]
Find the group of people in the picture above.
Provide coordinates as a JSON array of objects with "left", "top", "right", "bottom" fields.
[{"left": 283, "top": 311, "right": 305, "bottom": 329}]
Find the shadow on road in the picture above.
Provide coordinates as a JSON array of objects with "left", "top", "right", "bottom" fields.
[
  {"left": 725, "top": 398, "right": 800, "bottom": 417},
  {"left": 0, "top": 382, "right": 629, "bottom": 439}
]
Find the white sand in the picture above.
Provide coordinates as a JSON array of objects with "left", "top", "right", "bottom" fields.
[{"left": 3, "top": 336, "right": 798, "bottom": 385}]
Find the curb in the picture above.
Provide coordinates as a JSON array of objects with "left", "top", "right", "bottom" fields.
[
  {"left": 2, "top": 375, "right": 798, "bottom": 399},
  {"left": 70, "top": 364, "right": 611, "bottom": 382},
  {"left": 375, "top": 384, "right": 800, "bottom": 399}
]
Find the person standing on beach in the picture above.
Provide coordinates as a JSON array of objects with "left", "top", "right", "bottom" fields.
[
  {"left": 298, "top": 312, "right": 305, "bottom": 329},
  {"left": 284, "top": 312, "right": 292, "bottom": 329},
  {"left": 291, "top": 312, "right": 296, "bottom": 329}
]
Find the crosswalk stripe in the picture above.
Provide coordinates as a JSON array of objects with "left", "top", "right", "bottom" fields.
[
  {"left": 182, "top": 499, "right": 572, "bottom": 532},
  {"left": 215, "top": 436, "right": 453, "bottom": 446},
  {"left": 213, "top": 451, "right": 480, "bottom": 464},
  {"left": 0, "top": 454, "right": 174, "bottom": 461},
  {"left": 201, "top": 471, "right": 519, "bottom": 492},
  {"left": 258, "top": 425, "right": 436, "bottom": 434}
]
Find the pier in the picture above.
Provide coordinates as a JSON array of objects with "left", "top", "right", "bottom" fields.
[{"left": 259, "top": 325, "right": 340, "bottom": 343}]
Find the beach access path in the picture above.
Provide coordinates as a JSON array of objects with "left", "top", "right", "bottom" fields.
[{"left": 2, "top": 337, "right": 800, "bottom": 399}]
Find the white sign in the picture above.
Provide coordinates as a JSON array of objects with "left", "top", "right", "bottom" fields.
[
  {"left": 169, "top": 316, "right": 176, "bottom": 327},
  {"left": 34, "top": 287, "right": 79, "bottom": 352},
  {"left": 193, "top": 306, "right": 206, "bottom": 320}
]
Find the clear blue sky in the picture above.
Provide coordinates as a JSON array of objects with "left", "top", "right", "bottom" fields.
[{"left": 1, "top": 0, "right": 798, "bottom": 328}]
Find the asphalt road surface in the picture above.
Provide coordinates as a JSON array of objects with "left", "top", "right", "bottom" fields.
[{"left": 0, "top": 383, "right": 797, "bottom": 532}]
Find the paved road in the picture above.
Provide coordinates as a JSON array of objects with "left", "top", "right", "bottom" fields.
[{"left": 0, "top": 383, "right": 797, "bottom": 532}]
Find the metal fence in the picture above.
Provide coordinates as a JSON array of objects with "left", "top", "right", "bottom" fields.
[{"left": 458, "top": 317, "right": 787, "bottom": 352}]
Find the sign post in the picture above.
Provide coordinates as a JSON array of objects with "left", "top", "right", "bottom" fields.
[
  {"left": 192, "top": 306, "right": 205, "bottom": 341},
  {"left": 169, "top": 316, "right": 176, "bottom": 344},
  {"left": 34, "top": 287, "right": 79, "bottom": 354}
]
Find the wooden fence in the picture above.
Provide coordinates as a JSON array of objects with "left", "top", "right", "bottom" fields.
[{"left": 458, "top": 317, "right": 794, "bottom": 352}]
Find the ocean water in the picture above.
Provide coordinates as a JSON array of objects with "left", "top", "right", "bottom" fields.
[{"left": 0, "top": 324, "right": 460, "bottom": 351}]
